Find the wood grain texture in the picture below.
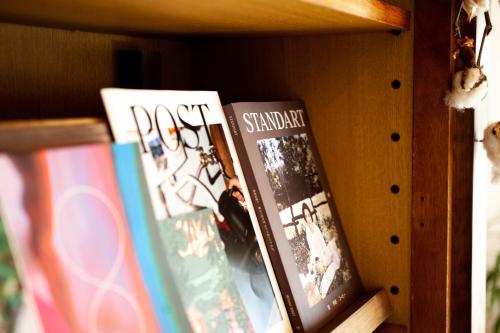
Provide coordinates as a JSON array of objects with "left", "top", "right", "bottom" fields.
[
  {"left": 412, "top": 0, "right": 474, "bottom": 331},
  {"left": 412, "top": 0, "right": 450, "bottom": 329},
  {"left": 195, "top": 20, "right": 413, "bottom": 325},
  {"left": 303, "top": 0, "right": 410, "bottom": 29},
  {"left": 0, "top": 0, "right": 410, "bottom": 35},
  {"left": 449, "top": 107, "right": 474, "bottom": 333},
  {"left": 0, "top": 23, "right": 192, "bottom": 120},
  {"left": 449, "top": 1, "right": 474, "bottom": 330},
  {"left": 412, "top": 3, "right": 450, "bottom": 327}
]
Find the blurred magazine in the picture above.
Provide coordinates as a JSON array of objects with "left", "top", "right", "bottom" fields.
[
  {"left": 101, "top": 89, "right": 288, "bottom": 332},
  {"left": 0, "top": 219, "right": 22, "bottom": 332},
  {"left": 0, "top": 144, "right": 163, "bottom": 333},
  {"left": 115, "top": 143, "right": 257, "bottom": 332},
  {"left": 0, "top": 117, "right": 111, "bottom": 333},
  {"left": 159, "top": 207, "right": 254, "bottom": 332}
]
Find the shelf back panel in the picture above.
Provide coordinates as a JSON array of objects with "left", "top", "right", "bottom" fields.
[
  {"left": 194, "top": 28, "right": 413, "bottom": 326},
  {"left": 0, "top": 20, "right": 413, "bottom": 327},
  {"left": 0, "top": 23, "right": 193, "bottom": 120}
]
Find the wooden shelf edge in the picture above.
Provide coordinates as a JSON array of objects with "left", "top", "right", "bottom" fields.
[
  {"left": 302, "top": 0, "right": 411, "bottom": 31},
  {"left": 0, "top": 117, "right": 105, "bottom": 130},
  {"left": 0, "top": 117, "right": 110, "bottom": 152},
  {"left": 0, "top": 0, "right": 410, "bottom": 36},
  {"left": 374, "top": 323, "right": 407, "bottom": 333},
  {"left": 317, "top": 289, "right": 392, "bottom": 333}
]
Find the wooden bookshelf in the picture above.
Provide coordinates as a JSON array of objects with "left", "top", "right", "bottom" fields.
[
  {"left": 0, "top": 0, "right": 410, "bottom": 35},
  {"left": 320, "top": 290, "right": 392, "bottom": 332},
  {"left": 0, "top": 0, "right": 475, "bottom": 332},
  {"left": 0, "top": 5, "right": 412, "bottom": 329}
]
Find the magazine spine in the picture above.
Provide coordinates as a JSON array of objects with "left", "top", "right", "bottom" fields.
[{"left": 223, "top": 104, "right": 304, "bottom": 332}]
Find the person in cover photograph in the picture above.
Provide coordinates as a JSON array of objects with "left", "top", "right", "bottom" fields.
[{"left": 302, "top": 203, "right": 341, "bottom": 302}]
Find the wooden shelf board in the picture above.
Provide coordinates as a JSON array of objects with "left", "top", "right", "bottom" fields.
[
  {"left": 318, "top": 289, "right": 392, "bottom": 333},
  {"left": 0, "top": 118, "right": 110, "bottom": 152},
  {"left": 0, "top": 0, "right": 410, "bottom": 35},
  {"left": 0, "top": 117, "right": 104, "bottom": 130},
  {"left": 374, "top": 323, "right": 407, "bottom": 333}
]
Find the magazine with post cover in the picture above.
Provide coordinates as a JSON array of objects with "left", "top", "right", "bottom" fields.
[
  {"left": 222, "top": 101, "right": 363, "bottom": 332},
  {"left": 114, "top": 142, "right": 257, "bottom": 333},
  {"left": 101, "top": 89, "right": 288, "bottom": 332}
]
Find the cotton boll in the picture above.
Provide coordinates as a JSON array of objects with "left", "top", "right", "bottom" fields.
[
  {"left": 444, "top": 79, "right": 488, "bottom": 109},
  {"left": 444, "top": 68, "right": 488, "bottom": 110},
  {"left": 483, "top": 122, "right": 500, "bottom": 184},
  {"left": 462, "top": 66, "right": 483, "bottom": 90}
]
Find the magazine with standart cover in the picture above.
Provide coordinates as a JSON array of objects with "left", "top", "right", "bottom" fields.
[
  {"left": 223, "top": 101, "right": 363, "bottom": 332},
  {"left": 101, "top": 88, "right": 289, "bottom": 332}
]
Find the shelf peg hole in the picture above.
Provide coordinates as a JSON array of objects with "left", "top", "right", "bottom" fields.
[
  {"left": 390, "top": 286, "right": 400, "bottom": 295},
  {"left": 391, "top": 80, "right": 401, "bottom": 89},
  {"left": 390, "top": 235, "right": 400, "bottom": 244},
  {"left": 391, "top": 132, "right": 400, "bottom": 142},
  {"left": 391, "top": 185, "right": 400, "bottom": 194}
]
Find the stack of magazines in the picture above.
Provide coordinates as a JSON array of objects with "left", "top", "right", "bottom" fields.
[{"left": 0, "top": 89, "right": 363, "bottom": 333}]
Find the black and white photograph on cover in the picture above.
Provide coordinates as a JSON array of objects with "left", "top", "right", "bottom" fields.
[{"left": 257, "top": 133, "right": 352, "bottom": 307}]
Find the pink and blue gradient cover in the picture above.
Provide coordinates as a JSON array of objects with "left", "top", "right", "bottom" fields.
[
  {"left": 0, "top": 143, "right": 183, "bottom": 332},
  {"left": 0, "top": 142, "right": 257, "bottom": 333}
]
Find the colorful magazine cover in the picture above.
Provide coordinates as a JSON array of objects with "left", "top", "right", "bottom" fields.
[
  {"left": 112, "top": 143, "right": 191, "bottom": 333},
  {"left": 158, "top": 207, "right": 254, "bottom": 333},
  {"left": 0, "top": 218, "right": 22, "bottom": 332},
  {"left": 101, "top": 89, "right": 286, "bottom": 332},
  {"left": 0, "top": 144, "right": 162, "bottom": 333}
]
